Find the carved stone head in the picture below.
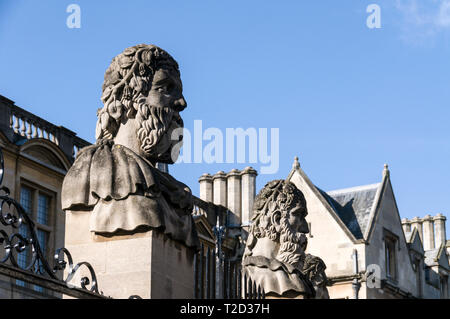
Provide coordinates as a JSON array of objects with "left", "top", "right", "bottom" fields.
[
  {"left": 302, "top": 252, "right": 329, "bottom": 298},
  {"left": 96, "top": 44, "right": 186, "bottom": 164},
  {"left": 245, "top": 179, "right": 309, "bottom": 269}
]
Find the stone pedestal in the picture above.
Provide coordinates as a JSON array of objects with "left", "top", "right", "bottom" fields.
[{"left": 63, "top": 210, "right": 195, "bottom": 299}]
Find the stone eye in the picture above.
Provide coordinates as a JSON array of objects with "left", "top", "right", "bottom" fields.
[
  {"left": 157, "top": 86, "right": 168, "bottom": 93},
  {"left": 157, "top": 83, "right": 174, "bottom": 94}
]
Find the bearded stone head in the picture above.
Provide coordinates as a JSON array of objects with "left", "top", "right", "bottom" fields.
[
  {"left": 96, "top": 44, "right": 186, "bottom": 164},
  {"left": 245, "top": 180, "right": 309, "bottom": 270}
]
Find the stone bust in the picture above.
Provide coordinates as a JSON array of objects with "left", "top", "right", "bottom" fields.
[
  {"left": 242, "top": 179, "right": 315, "bottom": 298},
  {"left": 61, "top": 44, "right": 199, "bottom": 248}
]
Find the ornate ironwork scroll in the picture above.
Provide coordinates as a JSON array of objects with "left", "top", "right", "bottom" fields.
[{"left": 0, "top": 146, "right": 102, "bottom": 297}]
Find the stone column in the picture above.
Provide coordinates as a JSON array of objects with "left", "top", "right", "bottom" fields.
[
  {"left": 422, "top": 215, "right": 435, "bottom": 251},
  {"left": 241, "top": 167, "right": 257, "bottom": 227},
  {"left": 199, "top": 173, "right": 213, "bottom": 202},
  {"left": 226, "top": 169, "right": 241, "bottom": 226},
  {"left": 433, "top": 214, "right": 447, "bottom": 249},
  {"left": 410, "top": 217, "right": 423, "bottom": 242},
  {"left": 213, "top": 171, "right": 227, "bottom": 207},
  {"left": 401, "top": 218, "right": 411, "bottom": 234}
]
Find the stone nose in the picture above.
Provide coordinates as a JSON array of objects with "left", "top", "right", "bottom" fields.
[
  {"left": 299, "top": 221, "right": 310, "bottom": 234},
  {"left": 173, "top": 97, "right": 187, "bottom": 111}
]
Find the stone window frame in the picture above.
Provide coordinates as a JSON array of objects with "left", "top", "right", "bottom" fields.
[
  {"left": 383, "top": 229, "right": 399, "bottom": 283},
  {"left": 16, "top": 179, "right": 56, "bottom": 293},
  {"left": 412, "top": 254, "right": 423, "bottom": 298}
]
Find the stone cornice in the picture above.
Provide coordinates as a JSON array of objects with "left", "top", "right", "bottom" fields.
[
  {"left": 240, "top": 166, "right": 257, "bottom": 176},
  {"left": 226, "top": 169, "right": 241, "bottom": 178},
  {"left": 212, "top": 171, "right": 227, "bottom": 180},
  {"left": 198, "top": 173, "right": 213, "bottom": 183}
]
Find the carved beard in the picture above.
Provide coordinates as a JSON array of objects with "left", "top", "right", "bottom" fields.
[
  {"left": 276, "top": 217, "right": 307, "bottom": 269},
  {"left": 135, "top": 101, "right": 183, "bottom": 163}
]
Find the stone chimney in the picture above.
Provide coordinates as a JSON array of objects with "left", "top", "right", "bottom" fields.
[
  {"left": 422, "top": 215, "right": 435, "bottom": 250},
  {"left": 241, "top": 167, "right": 257, "bottom": 227},
  {"left": 226, "top": 169, "right": 241, "bottom": 226},
  {"left": 199, "top": 168, "right": 257, "bottom": 229},
  {"left": 401, "top": 218, "right": 411, "bottom": 234},
  {"left": 410, "top": 217, "right": 423, "bottom": 242},
  {"left": 212, "top": 171, "right": 227, "bottom": 207},
  {"left": 433, "top": 213, "right": 447, "bottom": 249},
  {"left": 198, "top": 173, "right": 213, "bottom": 202}
]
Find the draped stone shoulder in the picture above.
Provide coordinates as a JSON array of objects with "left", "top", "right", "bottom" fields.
[
  {"left": 61, "top": 140, "right": 199, "bottom": 249},
  {"left": 243, "top": 256, "right": 315, "bottom": 298}
]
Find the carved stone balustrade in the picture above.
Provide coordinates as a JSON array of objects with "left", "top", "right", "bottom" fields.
[{"left": 0, "top": 95, "right": 90, "bottom": 163}]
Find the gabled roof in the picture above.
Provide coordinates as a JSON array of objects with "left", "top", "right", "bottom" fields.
[
  {"left": 405, "top": 227, "right": 424, "bottom": 255},
  {"left": 286, "top": 157, "right": 390, "bottom": 243},
  {"left": 321, "top": 183, "right": 380, "bottom": 240},
  {"left": 286, "top": 157, "right": 362, "bottom": 244},
  {"left": 424, "top": 243, "right": 450, "bottom": 270}
]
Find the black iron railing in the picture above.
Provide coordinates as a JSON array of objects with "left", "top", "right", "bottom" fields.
[
  {"left": 192, "top": 207, "right": 264, "bottom": 300},
  {"left": 0, "top": 147, "right": 106, "bottom": 299}
]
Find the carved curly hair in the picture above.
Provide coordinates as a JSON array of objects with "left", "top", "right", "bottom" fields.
[
  {"left": 249, "top": 180, "right": 307, "bottom": 241},
  {"left": 302, "top": 254, "right": 328, "bottom": 286},
  {"left": 95, "top": 44, "right": 180, "bottom": 140}
]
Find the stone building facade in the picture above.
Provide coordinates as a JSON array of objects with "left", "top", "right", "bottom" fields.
[
  {"left": 198, "top": 158, "right": 449, "bottom": 299},
  {"left": 1, "top": 92, "right": 448, "bottom": 299},
  {"left": 288, "top": 158, "right": 449, "bottom": 299},
  {"left": 0, "top": 93, "right": 234, "bottom": 299},
  {"left": 0, "top": 94, "right": 89, "bottom": 298}
]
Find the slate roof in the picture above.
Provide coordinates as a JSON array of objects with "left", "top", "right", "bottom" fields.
[
  {"left": 424, "top": 248, "right": 441, "bottom": 267},
  {"left": 318, "top": 183, "right": 381, "bottom": 240}
]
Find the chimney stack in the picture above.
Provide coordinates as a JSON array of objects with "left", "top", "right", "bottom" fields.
[
  {"left": 199, "top": 168, "right": 258, "bottom": 229},
  {"left": 421, "top": 215, "right": 435, "bottom": 250},
  {"left": 241, "top": 167, "right": 257, "bottom": 227},
  {"left": 199, "top": 173, "right": 213, "bottom": 202},
  {"left": 213, "top": 171, "right": 227, "bottom": 207},
  {"left": 433, "top": 213, "right": 447, "bottom": 249},
  {"left": 226, "top": 169, "right": 241, "bottom": 226}
]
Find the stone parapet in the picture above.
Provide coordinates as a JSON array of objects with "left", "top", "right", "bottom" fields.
[{"left": 0, "top": 94, "right": 90, "bottom": 162}]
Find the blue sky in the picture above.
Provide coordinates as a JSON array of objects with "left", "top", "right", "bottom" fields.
[{"left": 1, "top": 1, "right": 449, "bottom": 231}]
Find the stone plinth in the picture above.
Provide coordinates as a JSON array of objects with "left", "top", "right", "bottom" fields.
[{"left": 64, "top": 210, "right": 195, "bottom": 299}]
